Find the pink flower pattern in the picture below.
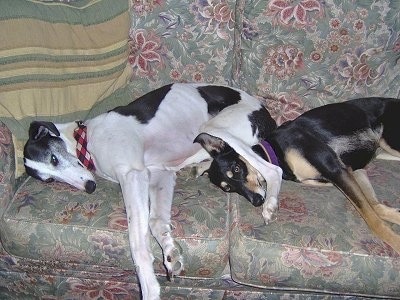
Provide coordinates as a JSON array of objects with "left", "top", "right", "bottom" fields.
[
  {"left": 282, "top": 243, "right": 343, "bottom": 278},
  {"left": 330, "top": 46, "right": 386, "bottom": 93},
  {"left": 131, "top": 0, "right": 163, "bottom": 16},
  {"left": 0, "top": 124, "right": 11, "bottom": 160},
  {"left": 264, "top": 45, "right": 304, "bottom": 79},
  {"left": 108, "top": 204, "right": 128, "bottom": 231},
  {"left": 191, "top": 0, "right": 235, "bottom": 39},
  {"left": 67, "top": 278, "right": 131, "bottom": 300},
  {"left": 267, "top": 0, "right": 322, "bottom": 27},
  {"left": 264, "top": 92, "right": 307, "bottom": 125},
  {"left": 278, "top": 193, "right": 308, "bottom": 223},
  {"left": 128, "top": 29, "right": 164, "bottom": 76}
]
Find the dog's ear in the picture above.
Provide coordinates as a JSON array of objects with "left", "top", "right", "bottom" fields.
[
  {"left": 28, "top": 121, "right": 60, "bottom": 140},
  {"left": 194, "top": 133, "right": 227, "bottom": 158},
  {"left": 201, "top": 169, "right": 209, "bottom": 177}
]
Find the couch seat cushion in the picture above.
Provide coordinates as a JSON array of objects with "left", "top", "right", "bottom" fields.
[
  {"left": 0, "top": 168, "right": 229, "bottom": 279},
  {"left": 229, "top": 160, "right": 400, "bottom": 298}
]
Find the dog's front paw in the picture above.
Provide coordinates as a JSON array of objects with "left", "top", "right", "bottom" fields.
[
  {"left": 164, "top": 241, "right": 185, "bottom": 280},
  {"left": 190, "top": 160, "right": 212, "bottom": 178},
  {"left": 262, "top": 196, "right": 278, "bottom": 224}
]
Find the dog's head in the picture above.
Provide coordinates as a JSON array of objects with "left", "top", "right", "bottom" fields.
[
  {"left": 194, "top": 133, "right": 266, "bottom": 207},
  {"left": 23, "top": 121, "right": 96, "bottom": 193}
]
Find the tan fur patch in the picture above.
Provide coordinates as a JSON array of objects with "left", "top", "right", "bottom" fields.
[
  {"left": 379, "top": 139, "right": 400, "bottom": 158},
  {"left": 239, "top": 155, "right": 263, "bottom": 193},
  {"left": 285, "top": 149, "right": 321, "bottom": 183},
  {"left": 221, "top": 181, "right": 230, "bottom": 191}
]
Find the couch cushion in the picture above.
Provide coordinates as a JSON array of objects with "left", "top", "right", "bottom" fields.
[
  {"left": 0, "top": 167, "right": 229, "bottom": 279},
  {"left": 127, "top": 0, "right": 238, "bottom": 95},
  {"left": 0, "top": 0, "right": 133, "bottom": 176},
  {"left": 229, "top": 159, "right": 400, "bottom": 298},
  {"left": 233, "top": 0, "right": 400, "bottom": 127}
]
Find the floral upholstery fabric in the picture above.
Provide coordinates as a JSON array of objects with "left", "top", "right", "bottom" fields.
[
  {"left": 235, "top": 0, "right": 400, "bottom": 127},
  {"left": 1, "top": 0, "right": 400, "bottom": 299},
  {"left": 1, "top": 167, "right": 229, "bottom": 278},
  {"left": 127, "top": 0, "right": 238, "bottom": 98}
]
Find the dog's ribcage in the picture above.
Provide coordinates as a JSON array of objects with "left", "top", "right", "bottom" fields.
[{"left": 329, "top": 126, "right": 383, "bottom": 156}]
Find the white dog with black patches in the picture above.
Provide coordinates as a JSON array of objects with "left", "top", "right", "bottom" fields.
[{"left": 23, "top": 83, "right": 282, "bottom": 300}]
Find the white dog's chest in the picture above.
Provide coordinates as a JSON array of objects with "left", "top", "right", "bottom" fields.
[{"left": 86, "top": 107, "right": 208, "bottom": 180}]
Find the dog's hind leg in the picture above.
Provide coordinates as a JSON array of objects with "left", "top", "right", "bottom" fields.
[
  {"left": 353, "top": 169, "right": 400, "bottom": 225},
  {"left": 118, "top": 169, "right": 160, "bottom": 300},
  {"left": 375, "top": 148, "right": 400, "bottom": 161},
  {"left": 149, "top": 169, "right": 184, "bottom": 280},
  {"left": 300, "top": 145, "right": 400, "bottom": 253},
  {"left": 334, "top": 169, "right": 400, "bottom": 253}
]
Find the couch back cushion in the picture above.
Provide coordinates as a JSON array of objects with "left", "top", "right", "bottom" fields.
[{"left": 0, "top": 0, "right": 132, "bottom": 176}]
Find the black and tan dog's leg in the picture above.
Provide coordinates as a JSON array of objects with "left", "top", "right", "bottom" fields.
[
  {"left": 290, "top": 140, "right": 400, "bottom": 253},
  {"left": 352, "top": 169, "right": 400, "bottom": 225},
  {"left": 335, "top": 170, "right": 400, "bottom": 253}
]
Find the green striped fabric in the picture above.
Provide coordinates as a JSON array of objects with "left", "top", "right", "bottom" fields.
[
  {"left": 1, "top": 0, "right": 128, "bottom": 24},
  {"left": 0, "top": 0, "right": 132, "bottom": 176}
]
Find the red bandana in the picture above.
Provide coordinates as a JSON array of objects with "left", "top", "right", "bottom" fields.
[{"left": 73, "top": 122, "right": 96, "bottom": 171}]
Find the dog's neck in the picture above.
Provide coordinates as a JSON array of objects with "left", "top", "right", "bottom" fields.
[
  {"left": 55, "top": 121, "right": 96, "bottom": 171},
  {"left": 73, "top": 121, "right": 96, "bottom": 171},
  {"left": 252, "top": 140, "right": 280, "bottom": 167},
  {"left": 55, "top": 121, "right": 80, "bottom": 155}
]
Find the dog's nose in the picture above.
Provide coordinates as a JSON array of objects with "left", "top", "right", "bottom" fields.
[
  {"left": 251, "top": 194, "right": 265, "bottom": 207},
  {"left": 85, "top": 180, "right": 96, "bottom": 194}
]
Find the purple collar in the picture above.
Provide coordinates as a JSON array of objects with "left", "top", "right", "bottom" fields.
[{"left": 258, "top": 140, "right": 279, "bottom": 167}]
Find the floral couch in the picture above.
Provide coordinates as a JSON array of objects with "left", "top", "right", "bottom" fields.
[{"left": 1, "top": 0, "right": 400, "bottom": 299}]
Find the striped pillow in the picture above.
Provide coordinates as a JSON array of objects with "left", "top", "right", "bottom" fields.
[{"left": 0, "top": 0, "right": 132, "bottom": 176}]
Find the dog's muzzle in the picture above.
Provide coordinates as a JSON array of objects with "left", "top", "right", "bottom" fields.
[
  {"left": 250, "top": 175, "right": 267, "bottom": 207},
  {"left": 85, "top": 180, "right": 96, "bottom": 194},
  {"left": 251, "top": 194, "right": 265, "bottom": 207}
]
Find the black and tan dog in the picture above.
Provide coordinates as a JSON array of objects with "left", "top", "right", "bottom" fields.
[{"left": 195, "top": 97, "right": 400, "bottom": 253}]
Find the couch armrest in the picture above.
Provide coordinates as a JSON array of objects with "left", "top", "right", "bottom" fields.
[{"left": 0, "top": 121, "right": 16, "bottom": 219}]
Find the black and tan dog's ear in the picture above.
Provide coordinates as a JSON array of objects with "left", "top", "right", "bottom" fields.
[
  {"left": 194, "top": 133, "right": 227, "bottom": 157},
  {"left": 28, "top": 121, "right": 60, "bottom": 141}
]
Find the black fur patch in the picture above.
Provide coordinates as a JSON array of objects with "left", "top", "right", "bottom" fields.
[
  {"left": 112, "top": 84, "right": 173, "bottom": 123},
  {"left": 248, "top": 107, "right": 277, "bottom": 139},
  {"left": 23, "top": 134, "right": 57, "bottom": 180},
  {"left": 251, "top": 144, "right": 270, "bottom": 163},
  {"left": 197, "top": 85, "right": 241, "bottom": 115}
]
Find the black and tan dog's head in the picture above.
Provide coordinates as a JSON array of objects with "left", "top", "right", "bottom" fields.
[
  {"left": 194, "top": 133, "right": 266, "bottom": 207},
  {"left": 23, "top": 121, "right": 96, "bottom": 193}
]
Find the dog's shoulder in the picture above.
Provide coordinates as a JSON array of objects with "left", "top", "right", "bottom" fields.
[
  {"left": 111, "top": 84, "right": 173, "bottom": 123},
  {"left": 195, "top": 84, "right": 242, "bottom": 115}
]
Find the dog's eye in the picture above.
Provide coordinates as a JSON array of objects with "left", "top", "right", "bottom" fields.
[
  {"left": 50, "top": 155, "right": 59, "bottom": 166},
  {"left": 233, "top": 164, "right": 240, "bottom": 173}
]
